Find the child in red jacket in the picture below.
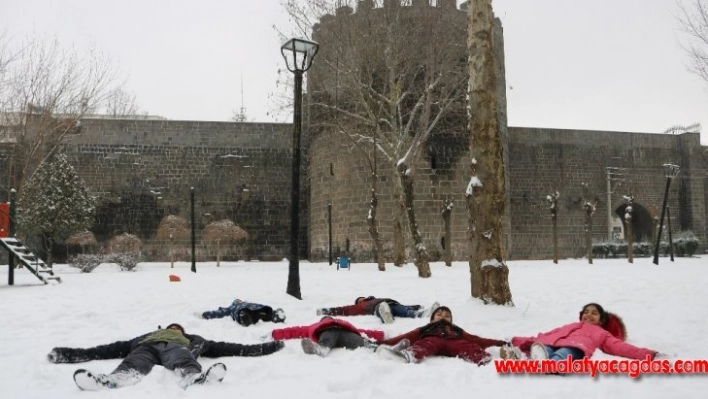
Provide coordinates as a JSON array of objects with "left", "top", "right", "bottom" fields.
[
  {"left": 271, "top": 316, "right": 384, "bottom": 357},
  {"left": 376, "top": 306, "right": 505, "bottom": 365},
  {"left": 317, "top": 296, "right": 439, "bottom": 324}
]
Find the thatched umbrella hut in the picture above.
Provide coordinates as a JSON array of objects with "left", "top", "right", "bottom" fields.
[
  {"left": 156, "top": 215, "right": 190, "bottom": 268},
  {"left": 203, "top": 219, "right": 248, "bottom": 266},
  {"left": 65, "top": 230, "right": 98, "bottom": 255},
  {"left": 108, "top": 233, "right": 142, "bottom": 254}
]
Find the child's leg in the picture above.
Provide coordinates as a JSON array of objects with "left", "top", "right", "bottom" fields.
[
  {"left": 549, "top": 347, "right": 583, "bottom": 361},
  {"left": 389, "top": 304, "right": 418, "bottom": 318},
  {"left": 201, "top": 306, "right": 235, "bottom": 320},
  {"left": 319, "top": 330, "right": 372, "bottom": 350},
  {"left": 408, "top": 337, "right": 445, "bottom": 363},
  {"left": 444, "top": 340, "right": 490, "bottom": 365}
]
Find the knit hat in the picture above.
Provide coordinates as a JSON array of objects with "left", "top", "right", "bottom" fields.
[
  {"left": 165, "top": 323, "right": 185, "bottom": 334},
  {"left": 430, "top": 305, "right": 452, "bottom": 322},
  {"left": 355, "top": 296, "right": 374, "bottom": 304}
]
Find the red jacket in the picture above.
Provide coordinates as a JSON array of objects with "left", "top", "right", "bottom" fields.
[
  {"left": 271, "top": 318, "right": 384, "bottom": 343},
  {"left": 382, "top": 320, "right": 505, "bottom": 349}
]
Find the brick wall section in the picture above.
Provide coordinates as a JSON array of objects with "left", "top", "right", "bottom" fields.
[
  {"left": 60, "top": 119, "right": 306, "bottom": 261},
  {"left": 506, "top": 128, "right": 705, "bottom": 259},
  {"left": 309, "top": 127, "right": 707, "bottom": 261}
]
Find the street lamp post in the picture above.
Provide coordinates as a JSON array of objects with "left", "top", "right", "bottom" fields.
[
  {"left": 281, "top": 38, "right": 319, "bottom": 299},
  {"left": 190, "top": 187, "right": 196, "bottom": 273},
  {"left": 652, "top": 163, "right": 680, "bottom": 265}
]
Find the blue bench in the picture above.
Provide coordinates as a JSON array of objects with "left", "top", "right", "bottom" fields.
[{"left": 336, "top": 256, "right": 351, "bottom": 271}]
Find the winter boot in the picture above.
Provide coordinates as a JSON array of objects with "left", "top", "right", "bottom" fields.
[
  {"left": 376, "top": 302, "right": 394, "bottom": 324},
  {"left": 272, "top": 308, "right": 286, "bottom": 323},
  {"left": 301, "top": 339, "right": 331, "bottom": 357},
  {"left": 530, "top": 343, "right": 549, "bottom": 360},
  {"left": 180, "top": 363, "right": 227, "bottom": 389},
  {"left": 500, "top": 344, "right": 523, "bottom": 360},
  {"left": 73, "top": 369, "right": 118, "bottom": 391},
  {"left": 390, "top": 339, "right": 411, "bottom": 352},
  {"left": 419, "top": 302, "right": 440, "bottom": 318},
  {"left": 376, "top": 346, "right": 414, "bottom": 363}
]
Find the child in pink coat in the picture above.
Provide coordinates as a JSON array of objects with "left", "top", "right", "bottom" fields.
[
  {"left": 509, "top": 303, "right": 658, "bottom": 362},
  {"left": 271, "top": 316, "right": 384, "bottom": 357}
]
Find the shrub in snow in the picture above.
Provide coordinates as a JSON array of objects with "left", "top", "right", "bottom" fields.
[
  {"left": 105, "top": 252, "right": 142, "bottom": 271},
  {"left": 68, "top": 254, "right": 103, "bottom": 273},
  {"left": 592, "top": 231, "right": 700, "bottom": 259},
  {"left": 670, "top": 231, "right": 699, "bottom": 257}
]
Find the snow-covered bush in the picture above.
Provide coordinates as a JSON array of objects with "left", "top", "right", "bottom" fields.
[
  {"left": 670, "top": 231, "right": 699, "bottom": 257},
  {"left": 105, "top": 252, "right": 142, "bottom": 271},
  {"left": 592, "top": 231, "right": 700, "bottom": 259},
  {"left": 68, "top": 254, "right": 103, "bottom": 273}
]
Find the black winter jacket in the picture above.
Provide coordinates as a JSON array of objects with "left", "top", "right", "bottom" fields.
[{"left": 47, "top": 330, "right": 284, "bottom": 364}]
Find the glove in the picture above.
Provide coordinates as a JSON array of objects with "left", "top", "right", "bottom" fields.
[
  {"left": 316, "top": 308, "right": 329, "bottom": 316},
  {"left": 47, "top": 348, "right": 61, "bottom": 363}
]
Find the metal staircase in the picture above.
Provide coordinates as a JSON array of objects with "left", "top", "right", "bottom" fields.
[{"left": 0, "top": 237, "right": 61, "bottom": 284}]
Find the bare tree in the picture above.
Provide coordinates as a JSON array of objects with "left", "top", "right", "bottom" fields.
[
  {"left": 203, "top": 219, "right": 249, "bottom": 267},
  {"left": 623, "top": 195, "right": 634, "bottom": 263},
  {"left": 677, "top": 0, "right": 708, "bottom": 82},
  {"left": 156, "top": 215, "right": 190, "bottom": 268},
  {"left": 0, "top": 35, "right": 133, "bottom": 197},
  {"left": 441, "top": 197, "right": 453, "bottom": 267},
  {"left": 581, "top": 201, "right": 597, "bottom": 264},
  {"left": 283, "top": 0, "right": 467, "bottom": 277},
  {"left": 466, "top": 0, "right": 513, "bottom": 305}
]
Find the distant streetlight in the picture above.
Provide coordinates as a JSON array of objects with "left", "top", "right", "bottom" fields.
[
  {"left": 281, "top": 38, "right": 319, "bottom": 299},
  {"left": 191, "top": 187, "right": 196, "bottom": 273},
  {"left": 653, "top": 163, "right": 680, "bottom": 265}
]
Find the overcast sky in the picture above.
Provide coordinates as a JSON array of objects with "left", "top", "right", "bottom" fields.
[{"left": 2, "top": 0, "right": 706, "bottom": 144}]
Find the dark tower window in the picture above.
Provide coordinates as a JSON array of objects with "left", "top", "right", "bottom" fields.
[{"left": 330, "top": 162, "right": 334, "bottom": 176}]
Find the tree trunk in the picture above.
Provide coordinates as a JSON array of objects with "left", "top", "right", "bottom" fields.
[
  {"left": 170, "top": 236, "right": 174, "bottom": 268},
  {"left": 552, "top": 208, "right": 558, "bottom": 264},
  {"left": 398, "top": 164, "right": 431, "bottom": 278},
  {"left": 43, "top": 234, "right": 54, "bottom": 268},
  {"left": 216, "top": 240, "right": 221, "bottom": 267},
  {"left": 442, "top": 198, "right": 453, "bottom": 267},
  {"left": 625, "top": 203, "right": 633, "bottom": 263},
  {"left": 391, "top": 173, "right": 406, "bottom": 266},
  {"left": 585, "top": 206, "right": 594, "bottom": 264},
  {"left": 467, "top": 0, "right": 513, "bottom": 305},
  {"left": 367, "top": 173, "right": 386, "bottom": 271}
]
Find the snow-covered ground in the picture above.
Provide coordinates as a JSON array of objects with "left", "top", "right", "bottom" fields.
[{"left": 1, "top": 256, "right": 707, "bottom": 398}]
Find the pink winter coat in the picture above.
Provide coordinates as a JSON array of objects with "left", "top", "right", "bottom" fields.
[
  {"left": 511, "top": 322, "right": 656, "bottom": 360},
  {"left": 271, "top": 318, "right": 384, "bottom": 343}
]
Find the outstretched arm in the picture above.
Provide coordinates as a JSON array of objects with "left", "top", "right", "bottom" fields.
[
  {"left": 321, "top": 303, "right": 369, "bottom": 316},
  {"left": 47, "top": 338, "right": 137, "bottom": 364},
  {"left": 200, "top": 340, "right": 285, "bottom": 357},
  {"left": 601, "top": 334, "right": 656, "bottom": 360},
  {"left": 358, "top": 329, "right": 385, "bottom": 342},
  {"left": 461, "top": 332, "right": 506, "bottom": 349},
  {"left": 271, "top": 326, "right": 310, "bottom": 341},
  {"left": 381, "top": 328, "right": 421, "bottom": 346}
]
